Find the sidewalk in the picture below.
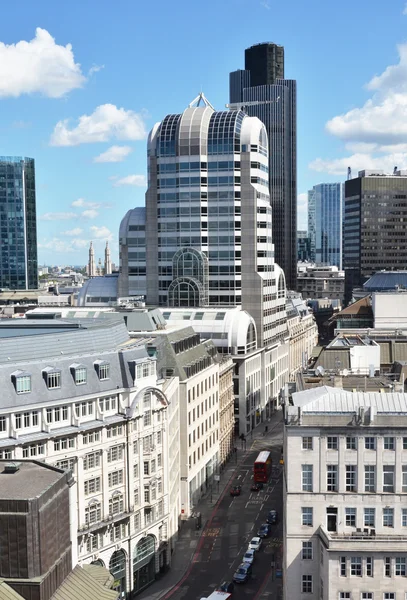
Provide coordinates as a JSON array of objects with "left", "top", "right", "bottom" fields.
[{"left": 137, "top": 409, "right": 283, "bottom": 600}]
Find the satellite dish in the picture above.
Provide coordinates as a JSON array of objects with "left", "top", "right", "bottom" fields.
[
  {"left": 316, "top": 366, "right": 325, "bottom": 376},
  {"left": 342, "top": 369, "right": 349, "bottom": 377}
]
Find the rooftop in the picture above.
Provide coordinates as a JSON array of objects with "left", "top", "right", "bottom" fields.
[
  {"left": 0, "top": 460, "right": 64, "bottom": 500},
  {"left": 291, "top": 386, "right": 407, "bottom": 413}
]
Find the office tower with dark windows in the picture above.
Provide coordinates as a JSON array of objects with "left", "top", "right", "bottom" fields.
[
  {"left": 229, "top": 42, "right": 297, "bottom": 290},
  {"left": 119, "top": 94, "right": 288, "bottom": 348},
  {"left": 0, "top": 157, "right": 38, "bottom": 289},
  {"left": 343, "top": 169, "right": 407, "bottom": 302},
  {"left": 308, "top": 183, "right": 342, "bottom": 267}
]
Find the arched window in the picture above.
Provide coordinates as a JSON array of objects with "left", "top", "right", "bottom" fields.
[
  {"left": 109, "top": 492, "right": 124, "bottom": 516},
  {"left": 168, "top": 278, "right": 201, "bottom": 307},
  {"left": 91, "top": 558, "right": 105, "bottom": 567},
  {"left": 109, "top": 549, "right": 126, "bottom": 577},
  {"left": 85, "top": 501, "right": 101, "bottom": 525},
  {"left": 133, "top": 535, "right": 156, "bottom": 569},
  {"left": 246, "top": 323, "right": 257, "bottom": 352},
  {"left": 278, "top": 272, "right": 286, "bottom": 299}
]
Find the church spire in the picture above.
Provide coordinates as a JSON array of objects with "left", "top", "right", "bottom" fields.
[
  {"left": 104, "top": 241, "right": 112, "bottom": 275},
  {"left": 88, "top": 241, "right": 96, "bottom": 277}
]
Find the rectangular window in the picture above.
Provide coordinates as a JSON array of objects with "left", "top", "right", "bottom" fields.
[
  {"left": 109, "top": 495, "right": 124, "bottom": 515},
  {"left": 364, "top": 508, "right": 375, "bottom": 527},
  {"left": 108, "top": 470, "right": 123, "bottom": 487},
  {"left": 402, "top": 465, "right": 407, "bottom": 492},
  {"left": 0, "top": 416, "right": 5, "bottom": 432},
  {"left": 98, "top": 363, "right": 110, "bottom": 380},
  {"left": 144, "top": 461, "right": 149, "bottom": 475},
  {"left": 302, "top": 507, "right": 313, "bottom": 526},
  {"left": 383, "top": 465, "right": 394, "bottom": 492},
  {"left": 339, "top": 594, "right": 351, "bottom": 599},
  {"left": 403, "top": 437, "right": 407, "bottom": 449},
  {"left": 345, "top": 507, "right": 356, "bottom": 527},
  {"left": 364, "top": 465, "right": 375, "bottom": 492},
  {"left": 361, "top": 594, "right": 373, "bottom": 599},
  {"left": 384, "top": 594, "right": 395, "bottom": 600},
  {"left": 134, "top": 488, "right": 139, "bottom": 505},
  {"left": 346, "top": 436, "right": 357, "bottom": 450},
  {"left": 144, "top": 411, "right": 151, "bottom": 427},
  {"left": 302, "top": 575, "right": 312, "bottom": 593},
  {"left": 107, "top": 445, "right": 123, "bottom": 463},
  {"left": 365, "top": 437, "right": 376, "bottom": 450},
  {"left": 75, "top": 367, "right": 87, "bottom": 385},
  {"left": 302, "top": 541, "right": 313, "bottom": 560},
  {"left": 134, "top": 512, "right": 141, "bottom": 531},
  {"left": 83, "top": 452, "right": 101, "bottom": 470},
  {"left": 384, "top": 437, "right": 395, "bottom": 450},
  {"left": 144, "top": 489, "right": 150, "bottom": 503},
  {"left": 351, "top": 557, "right": 362, "bottom": 576},
  {"left": 395, "top": 556, "right": 406, "bottom": 576},
  {"left": 302, "top": 465, "right": 313, "bottom": 491},
  {"left": 85, "top": 503, "right": 101, "bottom": 525},
  {"left": 327, "top": 465, "right": 338, "bottom": 491},
  {"left": 84, "top": 477, "right": 101, "bottom": 495},
  {"left": 302, "top": 437, "right": 313, "bottom": 450},
  {"left": 383, "top": 508, "right": 394, "bottom": 528},
  {"left": 16, "top": 375, "right": 31, "bottom": 394},
  {"left": 47, "top": 371, "right": 61, "bottom": 389},
  {"left": 346, "top": 465, "right": 357, "bottom": 492},
  {"left": 402, "top": 508, "right": 407, "bottom": 527},
  {"left": 340, "top": 556, "right": 346, "bottom": 577},
  {"left": 327, "top": 436, "right": 338, "bottom": 450},
  {"left": 366, "top": 556, "right": 373, "bottom": 577},
  {"left": 385, "top": 557, "right": 391, "bottom": 577}
]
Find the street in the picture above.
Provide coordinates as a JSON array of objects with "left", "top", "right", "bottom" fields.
[{"left": 166, "top": 423, "right": 283, "bottom": 599}]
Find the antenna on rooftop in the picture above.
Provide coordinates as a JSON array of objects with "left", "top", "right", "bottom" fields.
[
  {"left": 393, "top": 166, "right": 398, "bottom": 175},
  {"left": 347, "top": 166, "right": 352, "bottom": 180}
]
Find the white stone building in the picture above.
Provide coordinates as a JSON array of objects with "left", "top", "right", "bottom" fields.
[
  {"left": 0, "top": 317, "right": 180, "bottom": 598},
  {"left": 286, "top": 293, "right": 318, "bottom": 379},
  {"left": 284, "top": 386, "right": 407, "bottom": 600}
]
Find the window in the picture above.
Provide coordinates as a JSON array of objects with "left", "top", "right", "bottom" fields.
[
  {"left": 84, "top": 477, "right": 101, "bottom": 495},
  {"left": 83, "top": 431, "right": 100, "bottom": 445},
  {"left": 144, "top": 411, "right": 151, "bottom": 427},
  {"left": 327, "top": 436, "right": 338, "bottom": 450},
  {"left": 302, "top": 575, "right": 312, "bottom": 593},
  {"left": 74, "top": 367, "right": 87, "bottom": 385},
  {"left": 110, "top": 522, "right": 126, "bottom": 543},
  {"left": 346, "top": 436, "right": 357, "bottom": 450},
  {"left": 85, "top": 502, "right": 101, "bottom": 525},
  {"left": 327, "top": 465, "right": 338, "bottom": 491},
  {"left": 15, "top": 375, "right": 31, "bottom": 394},
  {"left": 340, "top": 556, "right": 347, "bottom": 576},
  {"left": 302, "top": 437, "right": 313, "bottom": 450},
  {"left": 99, "top": 396, "right": 117, "bottom": 412},
  {"left": 156, "top": 431, "right": 162, "bottom": 445},
  {"left": 22, "top": 443, "right": 45, "bottom": 457},
  {"left": 55, "top": 457, "right": 76, "bottom": 472},
  {"left": 366, "top": 557, "right": 373, "bottom": 577},
  {"left": 403, "top": 437, "right": 407, "bottom": 449},
  {"left": 46, "top": 370, "right": 61, "bottom": 389},
  {"left": 74, "top": 401, "right": 94, "bottom": 418},
  {"left": 107, "top": 425, "right": 123, "bottom": 438},
  {"left": 395, "top": 556, "right": 406, "bottom": 576},
  {"left": 346, "top": 465, "right": 357, "bottom": 492},
  {"left": 403, "top": 465, "right": 407, "bottom": 492},
  {"left": 383, "top": 466, "right": 394, "bottom": 492},
  {"left": 134, "top": 512, "right": 141, "bottom": 531},
  {"left": 402, "top": 508, "right": 407, "bottom": 527},
  {"left": 144, "top": 461, "right": 149, "bottom": 475},
  {"left": 302, "top": 465, "right": 313, "bottom": 491},
  {"left": 107, "top": 445, "right": 124, "bottom": 463},
  {"left": 364, "top": 466, "right": 375, "bottom": 492},
  {"left": 134, "top": 488, "right": 139, "bottom": 505},
  {"left": 96, "top": 361, "right": 110, "bottom": 380},
  {"left": 339, "top": 594, "right": 351, "bottom": 599},
  {"left": 144, "top": 489, "right": 150, "bottom": 503},
  {"left": 302, "top": 507, "right": 313, "bottom": 526},
  {"left": 383, "top": 508, "right": 394, "bottom": 528},
  {"left": 365, "top": 437, "right": 376, "bottom": 450},
  {"left": 0, "top": 449, "right": 12, "bottom": 459},
  {"left": 109, "top": 494, "right": 124, "bottom": 515},
  {"left": 364, "top": 508, "right": 375, "bottom": 527},
  {"left": 351, "top": 557, "right": 362, "bottom": 576},
  {"left": 361, "top": 594, "right": 373, "bottom": 599},
  {"left": 345, "top": 508, "right": 356, "bottom": 527},
  {"left": 86, "top": 532, "right": 102, "bottom": 553},
  {"left": 108, "top": 470, "right": 123, "bottom": 487},
  {"left": 158, "top": 454, "right": 162, "bottom": 467},
  {"left": 83, "top": 452, "right": 101, "bottom": 470},
  {"left": 302, "top": 541, "right": 313, "bottom": 560},
  {"left": 54, "top": 438, "right": 75, "bottom": 451},
  {"left": 383, "top": 594, "right": 395, "bottom": 600},
  {"left": 384, "top": 437, "right": 395, "bottom": 450},
  {"left": 133, "top": 463, "right": 139, "bottom": 479},
  {"left": 385, "top": 557, "right": 391, "bottom": 577}
]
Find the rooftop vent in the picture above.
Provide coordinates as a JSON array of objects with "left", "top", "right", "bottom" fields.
[{"left": 3, "top": 462, "right": 21, "bottom": 474}]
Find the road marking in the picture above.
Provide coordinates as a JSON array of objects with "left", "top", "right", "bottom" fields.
[{"left": 204, "top": 528, "right": 220, "bottom": 537}]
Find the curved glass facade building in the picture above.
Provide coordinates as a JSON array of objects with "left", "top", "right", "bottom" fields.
[
  {"left": 119, "top": 100, "right": 288, "bottom": 347},
  {"left": 0, "top": 157, "right": 38, "bottom": 290}
]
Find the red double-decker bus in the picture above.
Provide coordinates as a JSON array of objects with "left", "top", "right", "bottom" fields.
[{"left": 253, "top": 451, "right": 272, "bottom": 483}]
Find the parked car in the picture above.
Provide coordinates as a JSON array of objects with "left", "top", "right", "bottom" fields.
[
  {"left": 242, "top": 549, "right": 255, "bottom": 565},
  {"left": 267, "top": 510, "right": 278, "bottom": 524},
  {"left": 257, "top": 523, "right": 271, "bottom": 538},
  {"left": 250, "top": 481, "right": 263, "bottom": 491},
  {"left": 233, "top": 563, "right": 252, "bottom": 583},
  {"left": 217, "top": 581, "right": 234, "bottom": 593},
  {"left": 230, "top": 485, "right": 242, "bottom": 497},
  {"left": 248, "top": 536, "right": 262, "bottom": 552}
]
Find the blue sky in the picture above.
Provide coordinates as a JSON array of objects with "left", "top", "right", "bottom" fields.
[{"left": 1, "top": 0, "right": 407, "bottom": 266}]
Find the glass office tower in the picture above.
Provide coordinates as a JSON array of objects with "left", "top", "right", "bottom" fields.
[
  {"left": 229, "top": 43, "right": 297, "bottom": 290},
  {"left": 0, "top": 157, "right": 38, "bottom": 289},
  {"left": 308, "top": 183, "right": 342, "bottom": 267}
]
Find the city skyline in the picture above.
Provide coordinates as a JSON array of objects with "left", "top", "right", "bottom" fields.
[{"left": 1, "top": 0, "right": 407, "bottom": 265}]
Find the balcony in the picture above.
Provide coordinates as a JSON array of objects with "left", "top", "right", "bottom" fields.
[{"left": 318, "top": 524, "right": 407, "bottom": 552}]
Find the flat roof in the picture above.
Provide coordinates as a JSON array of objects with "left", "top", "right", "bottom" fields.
[{"left": 0, "top": 460, "right": 64, "bottom": 500}]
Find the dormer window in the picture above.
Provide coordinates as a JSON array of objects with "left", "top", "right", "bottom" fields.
[
  {"left": 70, "top": 363, "right": 87, "bottom": 385},
  {"left": 94, "top": 360, "right": 110, "bottom": 381},
  {"left": 43, "top": 367, "right": 61, "bottom": 390},
  {"left": 11, "top": 371, "right": 31, "bottom": 394}
]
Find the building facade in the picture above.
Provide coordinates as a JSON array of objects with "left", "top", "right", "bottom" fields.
[
  {"left": 229, "top": 43, "right": 297, "bottom": 290},
  {"left": 0, "top": 318, "right": 179, "bottom": 598},
  {"left": 297, "top": 230, "right": 311, "bottom": 262},
  {"left": 308, "top": 183, "right": 342, "bottom": 267},
  {"left": 284, "top": 387, "right": 407, "bottom": 600},
  {"left": 297, "top": 264, "right": 345, "bottom": 304},
  {"left": 344, "top": 170, "right": 407, "bottom": 301},
  {"left": 119, "top": 95, "right": 288, "bottom": 350},
  {"left": 286, "top": 293, "right": 318, "bottom": 380},
  {"left": 0, "top": 157, "right": 38, "bottom": 290}
]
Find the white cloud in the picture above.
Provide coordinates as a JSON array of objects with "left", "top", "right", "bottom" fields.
[
  {"left": 50, "top": 103, "right": 147, "bottom": 146},
  {"left": 38, "top": 238, "right": 89, "bottom": 252},
  {"left": 62, "top": 227, "right": 83, "bottom": 236},
  {"left": 309, "top": 152, "right": 407, "bottom": 176},
  {"left": 81, "top": 209, "right": 98, "bottom": 219},
  {"left": 40, "top": 212, "right": 76, "bottom": 221},
  {"left": 88, "top": 64, "right": 104, "bottom": 76},
  {"left": 93, "top": 145, "right": 133, "bottom": 163},
  {"left": 403, "top": 3, "right": 407, "bottom": 15},
  {"left": 90, "top": 225, "right": 113, "bottom": 240},
  {"left": 113, "top": 174, "right": 147, "bottom": 187},
  {"left": 71, "top": 198, "right": 111, "bottom": 209},
  {"left": 297, "top": 192, "right": 308, "bottom": 229},
  {"left": 0, "top": 28, "right": 85, "bottom": 98}
]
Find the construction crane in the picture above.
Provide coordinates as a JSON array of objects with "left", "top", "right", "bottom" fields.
[{"left": 225, "top": 97, "right": 280, "bottom": 111}]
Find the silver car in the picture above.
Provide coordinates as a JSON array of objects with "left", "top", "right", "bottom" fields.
[{"left": 242, "top": 549, "right": 255, "bottom": 565}]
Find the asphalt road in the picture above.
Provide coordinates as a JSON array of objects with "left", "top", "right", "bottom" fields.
[{"left": 168, "top": 424, "right": 284, "bottom": 599}]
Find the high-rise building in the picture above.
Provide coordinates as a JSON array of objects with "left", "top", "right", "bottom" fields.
[
  {"left": 343, "top": 170, "right": 407, "bottom": 302},
  {"left": 119, "top": 94, "right": 288, "bottom": 348},
  {"left": 229, "top": 43, "right": 297, "bottom": 289},
  {"left": 308, "top": 183, "right": 342, "bottom": 267},
  {"left": 0, "top": 157, "right": 38, "bottom": 289},
  {"left": 297, "top": 230, "right": 311, "bottom": 262}
]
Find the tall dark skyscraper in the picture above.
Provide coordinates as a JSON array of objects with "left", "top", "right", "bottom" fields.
[
  {"left": 0, "top": 157, "right": 38, "bottom": 289},
  {"left": 230, "top": 42, "right": 297, "bottom": 290}
]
